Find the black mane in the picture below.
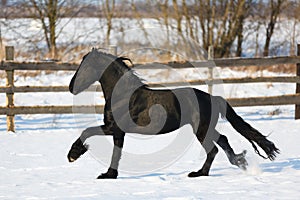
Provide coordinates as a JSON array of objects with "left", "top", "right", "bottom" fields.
[{"left": 113, "top": 56, "right": 147, "bottom": 87}]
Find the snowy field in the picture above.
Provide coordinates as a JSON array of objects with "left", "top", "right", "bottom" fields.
[{"left": 1, "top": 68, "right": 300, "bottom": 199}]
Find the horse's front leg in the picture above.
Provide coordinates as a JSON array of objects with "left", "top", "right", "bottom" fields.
[
  {"left": 97, "top": 133, "right": 125, "bottom": 179},
  {"left": 67, "top": 125, "right": 112, "bottom": 162}
]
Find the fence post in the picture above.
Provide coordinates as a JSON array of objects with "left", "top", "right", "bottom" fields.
[
  {"left": 295, "top": 44, "right": 300, "bottom": 119},
  {"left": 208, "top": 46, "right": 214, "bottom": 94},
  {"left": 5, "top": 46, "right": 15, "bottom": 132}
]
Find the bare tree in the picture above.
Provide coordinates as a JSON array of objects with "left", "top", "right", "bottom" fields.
[
  {"left": 152, "top": 0, "right": 171, "bottom": 44},
  {"left": 263, "top": 0, "right": 286, "bottom": 56},
  {"left": 182, "top": 0, "right": 195, "bottom": 41},
  {"left": 99, "top": 0, "right": 116, "bottom": 46},
  {"left": 27, "top": 0, "right": 88, "bottom": 59},
  {"left": 249, "top": 0, "right": 265, "bottom": 57},
  {"left": 193, "top": 0, "right": 251, "bottom": 58},
  {"left": 29, "top": 0, "right": 61, "bottom": 59},
  {"left": 284, "top": 0, "right": 300, "bottom": 56},
  {"left": 236, "top": 0, "right": 253, "bottom": 57},
  {"left": 172, "top": 0, "right": 183, "bottom": 38}
]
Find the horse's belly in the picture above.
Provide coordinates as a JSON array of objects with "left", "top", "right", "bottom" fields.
[{"left": 129, "top": 111, "right": 181, "bottom": 135}]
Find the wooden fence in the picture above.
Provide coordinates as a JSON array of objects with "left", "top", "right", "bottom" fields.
[{"left": 1, "top": 45, "right": 300, "bottom": 132}]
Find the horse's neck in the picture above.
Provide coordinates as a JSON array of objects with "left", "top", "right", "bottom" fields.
[
  {"left": 99, "top": 62, "right": 145, "bottom": 101},
  {"left": 99, "top": 63, "right": 126, "bottom": 100}
]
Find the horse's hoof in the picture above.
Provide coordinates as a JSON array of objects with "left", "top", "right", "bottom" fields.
[
  {"left": 188, "top": 170, "right": 208, "bottom": 178},
  {"left": 67, "top": 138, "right": 88, "bottom": 162},
  {"left": 235, "top": 150, "right": 248, "bottom": 170},
  {"left": 67, "top": 152, "right": 78, "bottom": 163},
  {"left": 97, "top": 174, "right": 117, "bottom": 179},
  {"left": 68, "top": 156, "right": 76, "bottom": 162},
  {"left": 228, "top": 150, "right": 248, "bottom": 170},
  {"left": 97, "top": 168, "right": 118, "bottom": 179}
]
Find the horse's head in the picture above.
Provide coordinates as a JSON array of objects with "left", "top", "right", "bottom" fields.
[{"left": 69, "top": 48, "right": 116, "bottom": 95}]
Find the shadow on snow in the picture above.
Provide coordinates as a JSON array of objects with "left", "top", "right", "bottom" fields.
[{"left": 260, "top": 158, "right": 300, "bottom": 173}]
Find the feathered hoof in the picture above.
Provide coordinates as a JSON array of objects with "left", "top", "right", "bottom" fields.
[
  {"left": 230, "top": 150, "right": 248, "bottom": 170},
  {"left": 67, "top": 138, "right": 88, "bottom": 162}
]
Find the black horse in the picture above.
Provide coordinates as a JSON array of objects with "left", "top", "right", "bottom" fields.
[{"left": 67, "top": 48, "right": 279, "bottom": 179}]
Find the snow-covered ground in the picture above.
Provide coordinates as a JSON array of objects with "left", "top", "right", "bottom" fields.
[
  {"left": 1, "top": 68, "right": 300, "bottom": 199},
  {"left": 0, "top": 119, "right": 299, "bottom": 200}
]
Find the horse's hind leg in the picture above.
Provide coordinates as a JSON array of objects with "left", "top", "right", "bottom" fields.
[
  {"left": 188, "top": 140, "right": 219, "bottom": 177},
  {"left": 188, "top": 127, "right": 219, "bottom": 177},
  {"left": 216, "top": 132, "right": 248, "bottom": 170}
]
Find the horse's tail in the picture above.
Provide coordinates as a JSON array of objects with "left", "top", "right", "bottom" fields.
[{"left": 215, "top": 96, "right": 280, "bottom": 160}]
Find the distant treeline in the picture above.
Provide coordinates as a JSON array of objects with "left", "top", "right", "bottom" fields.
[
  {"left": 0, "top": 1, "right": 298, "bottom": 19},
  {"left": 1, "top": 0, "right": 299, "bottom": 60}
]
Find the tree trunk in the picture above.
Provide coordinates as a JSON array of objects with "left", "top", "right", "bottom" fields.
[
  {"left": 236, "top": 0, "right": 251, "bottom": 57},
  {"left": 48, "top": 0, "right": 58, "bottom": 59},
  {"left": 104, "top": 0, "right": 115, "bottom": 46},
  {"left": 263, "top": 0, "right": 285, "bottom": 57},
  {"left": 30, "top": 0, "right": 58, "bottom": 59},
  {"left": 172, "top": 0, "right": 183, "bottom": 39}
]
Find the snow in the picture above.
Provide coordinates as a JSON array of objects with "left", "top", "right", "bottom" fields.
[
  {"left": 1, "top": 67, "right": 300, "bottom": 199},
  {"left": 1, "top": 117, "right": 300, "bottom": 199}
]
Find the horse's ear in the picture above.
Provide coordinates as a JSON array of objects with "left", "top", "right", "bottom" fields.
[
  {"left": 120, "top": 57, "right": 133, "bottom": 66},
  {"left": 91, "top": 47, "right": 97, "bottom": 52}
]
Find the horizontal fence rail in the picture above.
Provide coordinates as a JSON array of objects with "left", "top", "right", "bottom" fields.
[
  {"left": 0, "top": 61, "right": 78, "bottom": 71},
  {"left": 1, "top": 45, "right": 300, "bottom": 131},
  {"left": 0, "top": 105, "right": 105, "bottom": 115},
  {"left": 1, "top": 76, "right": 300, "bottom": 93},
  {"left": 1, "top": 94, "right": 300, "bottom": 116},
  {"left": 136, "top": 56, "right": 300, "bottom": 69},
  {"left": 1, "top": 56, "right": 300, "bottom": 71}
]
